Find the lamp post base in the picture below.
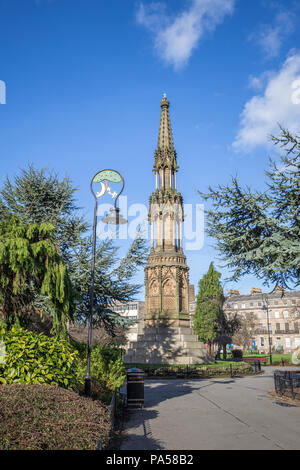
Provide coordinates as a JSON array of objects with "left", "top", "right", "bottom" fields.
[{"left": 85, "top": 377, "right": 91, "bottom": 397}]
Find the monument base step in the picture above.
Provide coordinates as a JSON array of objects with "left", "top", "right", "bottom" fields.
[{"left": 123, "top": 326, "right": 213, "bottom": 365}]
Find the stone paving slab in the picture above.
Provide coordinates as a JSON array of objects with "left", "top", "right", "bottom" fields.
[{"left": 119, "top": 368, "right": 300, "bottom": 450}]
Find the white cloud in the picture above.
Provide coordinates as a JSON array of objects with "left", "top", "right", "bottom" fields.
[
  {"left": 136, "top": 3, "right": 167, "bottom": 30},
  {"left": 248, "top": 71, "right": 276, "bottom": 91},
  {"left": 136, "top": 0, "right": 235, "bottom": 69},
  {"left": 252, "top": 10, "right": 295, "bottom": 59},
  {"left": 233, "top": 53, "right": 300, "bottom": 152}
]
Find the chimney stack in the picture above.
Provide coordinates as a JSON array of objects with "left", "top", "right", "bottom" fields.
[
  {"left": 251, "top": 288, "right": 262, "bottom": 295},
  {"left": 228, "top": 289, "right": 240, "bottom": 296},
  {"left": 189, "top": 284, "right": 195, "bottom": 303}
]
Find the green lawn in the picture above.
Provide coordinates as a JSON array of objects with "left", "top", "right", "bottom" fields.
[
  {"left": 227, "top": 353, "right": 293, "bottom": 366},
  {"left": 128, "top": 353, "right": 296, "bottom": 370}
]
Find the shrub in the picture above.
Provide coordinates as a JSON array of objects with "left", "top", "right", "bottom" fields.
[
  {"left": 0, "top": 321, "right": 78, "bottom": 389},
  {"left": 231, "top": 349, "right": 243, "bottom": 359},
  {"left": 76, "top": 344, "right": 126, "bottom": 396},
  {"left": 0, "top": 384, "right": 111, "bottom": 450}
]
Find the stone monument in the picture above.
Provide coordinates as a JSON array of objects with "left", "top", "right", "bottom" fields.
[{"left": 124, "top": 95, "right": 211, "bottom": 365}]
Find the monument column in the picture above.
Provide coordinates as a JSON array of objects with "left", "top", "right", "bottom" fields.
[{"left": 145, "top": 94, "right": 190, "bottom": 328}]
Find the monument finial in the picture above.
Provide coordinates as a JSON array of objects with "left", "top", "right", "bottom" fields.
[{"left": 158, "top": 94, "right": 173, "bottom": 150}]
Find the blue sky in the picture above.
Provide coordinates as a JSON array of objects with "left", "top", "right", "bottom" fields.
[{"left": 1, "top": 0, "right": 300, "bottom": 297}]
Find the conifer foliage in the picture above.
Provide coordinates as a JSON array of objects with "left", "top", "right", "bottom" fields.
[
  {"left": 193, "top": 263, "right": 223, "bottom": 354},
  {"left": 200, "top": 128, "right": 300, "bottom": 288},
  {"left": 0, "top": 165, "right": 87, "bottom": 263},
  {"left": 0, "top": 215, "right": 74, "bottom": 336},
  {"left": 69, "top": 233, "right": 148, "bottom": 334},
  {"left": 0, "top": 165, "right": 148, "bottom": 335}
]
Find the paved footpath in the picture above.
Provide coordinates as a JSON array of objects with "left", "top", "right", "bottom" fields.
[{"left": 119, "top": 368, "right": 300, "bottom": 450}]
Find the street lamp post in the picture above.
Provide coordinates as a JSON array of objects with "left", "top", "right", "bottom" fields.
[
  {"left": 85, "top": 169, "right": 125, "bottom": 397},
  {"left": 262, "top": 293, "right": 272, "bottom": 366}
]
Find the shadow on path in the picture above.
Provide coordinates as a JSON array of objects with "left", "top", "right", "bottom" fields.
[
  {"left": 120, "top": 409, "right": 163, "bottom": 450},
  {"left": 143, "top": 378, "right": 240, "bottom": 408}
]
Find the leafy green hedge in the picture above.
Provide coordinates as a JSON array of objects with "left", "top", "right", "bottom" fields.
[
  {"left": 0, "top": 322, "right": 78, "bottom": 389},
  {"left": 76, "top": 344, "right": 126, "bottom": 397},
  {"left": 0, "top": 321, "right": 126, "bottom": 398}
]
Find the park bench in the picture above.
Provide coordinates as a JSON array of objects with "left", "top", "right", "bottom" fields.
[
  {"left": 242, "top": 357, "right": 268, "bottom": 373},
  {"left": 243, "top": 357, "right": 268, "bottom": 364}
]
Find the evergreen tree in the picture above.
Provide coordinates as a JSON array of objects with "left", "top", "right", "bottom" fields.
[
  {"left": 0, "top": 164, "right": 87, "bottom": 263},
  {"left": 0, "top": 165, "right": 149, "bottom": 334},
  {"left": 193, "top": 263, "right": 223, "bottom": 355},
  {"left": 200, "top": 128, "right": 300, "bottom": 289},
  {"left": 68, "top": 231, "right": 148, "bottom": 335},
  {"left": 0, "top": 215, "right": 74, "bottom": 336}
]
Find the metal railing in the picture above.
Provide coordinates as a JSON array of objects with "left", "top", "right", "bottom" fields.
[
  {"left": 96, "top": 386, "right": 124, "bottom": 450},
  {"left": 274, "top": 330, "right": 300, "bottom": 335},
  {"left": 274, "top": 371, "right": 300, "bottom": 400},
  {"left": 109, "top": 388, "right": 118, "bottom": 431},
  {"left": 254, "top": 329, "right": 272, "bottom": 335},
  {"left": 244, "top": 360, "right": 262, "bottom": 373}
]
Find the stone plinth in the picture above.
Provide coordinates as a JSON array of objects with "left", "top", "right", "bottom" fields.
[{"left": 123, "top": 327, "right": 213, "bottom": 365}]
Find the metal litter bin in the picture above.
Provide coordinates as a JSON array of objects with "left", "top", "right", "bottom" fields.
[{"left": 127, "top": 368, "right": 144, "bottom": 408}]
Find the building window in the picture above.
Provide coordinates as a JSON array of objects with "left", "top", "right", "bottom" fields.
[
  {"left": 260, "top": 337, "right": 264, "bottom": 347},
  {"left": 258, "top": 312, "right": 263, "bottom": 319},
  {"left": 275, "top": 311, "right": 280, "bottom": 319},
  {"left": 285, "top": 323, "right": 289, "bottom": 332},
  {"left": 234, "top": 304, "right": 238, "bottom": 309},
  {"left": 286, "top": 338, "right": 291, "bottom": 348},
  {"left": 283, "top": 311, "right": 289, "bottom": 318},
  {"left": 295, "top": 338, "right": 300, "bottom": 347},
  {"left": 276, "top": 323, "right": 280, "bottom": 332},
  {"left": 268, "top": 323, "right": 272, "bottom": 333},
  {"left": 129, "top": 316, "right": 138, "bottom": 321}
]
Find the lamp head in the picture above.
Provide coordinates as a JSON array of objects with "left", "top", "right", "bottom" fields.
[{"left": 101, "top": 207, "right": 127, "bottom": 225}]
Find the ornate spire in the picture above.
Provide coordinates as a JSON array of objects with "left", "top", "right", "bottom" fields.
[
  {"left": 154, "top": 95, "right": 178, "bottom": 172},
  {"left": 158, "top": 94, "right": 174, "bottom": 150}
]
